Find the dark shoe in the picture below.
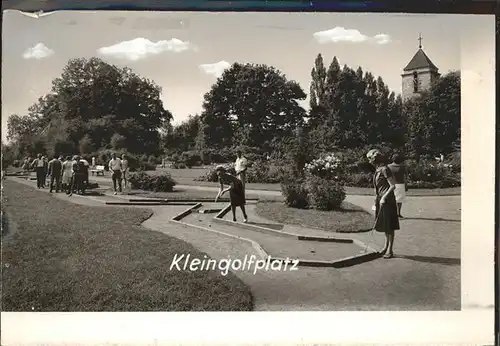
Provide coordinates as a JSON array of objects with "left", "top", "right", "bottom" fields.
[
  {"left": 49, "top": 190, "right": 53, "bottom": 193},
  {"left": 383, "top": 252, "right": 394, "bottom": 259}
]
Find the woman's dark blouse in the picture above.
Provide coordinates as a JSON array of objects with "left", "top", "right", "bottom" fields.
[
  {"left": 219, "top": 174, "right": 245, "bottom": 206},
  {"left": 387, "top": 163, "right": 406, "bottom": 184},
  {"left": 373, "top": 166, "right": 395, "bottom": 197}
]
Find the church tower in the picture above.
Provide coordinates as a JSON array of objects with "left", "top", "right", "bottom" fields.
[{"left": 401, "top": 34, "right": 440, "bottom": 102}]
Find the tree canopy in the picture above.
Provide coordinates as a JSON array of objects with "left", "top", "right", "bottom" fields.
[
  {"left": 197, "top": 62, "right": 307, "bottom": 151},
  {"left": 308, "top": 54, "right": 404, "bottom": 152},
  {"left": 6, "top": 54, "right": 460, "bottom": 165},
  {"left": 7, "top": 57, "right": 172, "bottom": 158},
  {"left": 404, "top": 71, "right": 461, "bottom": 158}
]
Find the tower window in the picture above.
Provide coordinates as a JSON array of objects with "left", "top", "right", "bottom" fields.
[{"left": 413, "top": 71, "right": 419, "bottom": 92}]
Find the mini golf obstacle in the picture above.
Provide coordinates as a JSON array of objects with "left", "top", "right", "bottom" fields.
[{"left": 170, "top": 202, "right": 383, "bottom": 268}]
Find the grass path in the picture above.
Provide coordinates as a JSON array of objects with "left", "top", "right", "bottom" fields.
[{"left": 1, "top": 180, "right": 253, "bottom": 311}]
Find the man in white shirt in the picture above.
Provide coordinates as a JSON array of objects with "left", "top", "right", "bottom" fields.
[
  {"left": 31, "top": 154, "right": 47, "bottom": 188},
  {"left": 234, "top": 150, "right": 248, "bottom": 197},
  {"left": 108, "top": 153, "right": 123, "bottom": 195}
]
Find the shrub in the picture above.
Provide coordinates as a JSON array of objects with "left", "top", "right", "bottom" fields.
[
  {"left": 246, "top": 160, "right": 281, "bottom": 184},
  {"left": 171, "top": 153, "right": 181, "bottom": 163},
  {"left": 171, "top": 162, "right": 187, "bottom": 169},
  {"left": 181, "top": 151, "right": 201, "bottom": 168},
  {"left": 280, "top": 181, "right": 309, "bottom": 209},
  {"left": 306, "top": 175, "right": 346, "bottom": 211},
  {"left": 12, "top": 160, "right": 22, "bottom": 168},
  {"left": 347, "top": 172, "right": 373, "bottom": 188},
  {"left": 128, "top": 172, "right": 176, "bottom": 192},
  {"left": 304, "top": 153, "right": 346, "bottom": 183},
  {"left": 212, "top": 148, "right": 234, "bottom": 163},
  {"left": 447, "top": 150, "right": 461, "bottom": 174},
  {"left": 199, "top": 150, "right": 212, "bottom": 165},
  {"left": 148, "top": 155, "right": 161, "bottom": 165},
  {"left": 195, "top": 163, "right": 235, "bottom": 182},
  {"left": 406, "top": 159, "right": 450, "bottom": 183},
  {"left": 137, "top": 161, "right": 156, "bottom": 171}
]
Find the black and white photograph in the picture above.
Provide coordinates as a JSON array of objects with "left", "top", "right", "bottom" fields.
[{"left": 0, "top": 8, "right": 495, "bottom": 345}]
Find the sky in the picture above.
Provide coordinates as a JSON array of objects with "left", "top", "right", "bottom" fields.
[{"left": 1, "top": 10, "right": 465, "bottom": 142}]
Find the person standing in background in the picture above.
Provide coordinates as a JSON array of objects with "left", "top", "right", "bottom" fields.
[
  {"left": 80, "top": 157, "right": 90, "bottom": 188},
  {"left": 388, "top": 154, "right": 408, "bottom": 218},
  {"left": 31, "top": 154, "right": 46, "bottom": 188},
  {"left": 108, "top": 153, "right": 123, "bottom": 195},
  {"left": 234, "top": 150, "right": 248, "bottom": 198},
  {"left": 121, "top": 154, "right": 129, "bottom": 190},
  {"left": 62, "top": 156, "right": 73, "bottom": 193},
  {"left": 48, "top": 155, "right": 63, "bottom": 193},
  {"left": 42, "top": 156, "right": 49, "bottom": 188},
  {"left": 70, "top": 155, "right": 86, "bottom": 196}
]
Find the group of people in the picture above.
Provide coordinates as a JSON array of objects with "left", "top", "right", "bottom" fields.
[
  {"left": 214, "top": 148, "right": 408, "bottom": 260},
  {"left": 24, "top": 152, "right": 129, "bottom": 196},
  {"left": 28, "top": 154, "right": 91, "bottom": 195},
  {"left": 108, "top": 153, "right": 129, "bottom": 195}
]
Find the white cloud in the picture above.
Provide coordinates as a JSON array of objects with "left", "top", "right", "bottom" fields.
[
  {"left": 373, "top": 34, "right": 391, "bottom": 45},
  {"left": 97, "top": 37, "right": 193, "bottom": 61},
  {"left": 22, "top": 43, "right": 55, "bottom": 59},
  {"left": 199, "top": 60, "right": 231, "bottom": 78},
  {"left": 313, "top": 27, "right": 391, "bottom": 45}
]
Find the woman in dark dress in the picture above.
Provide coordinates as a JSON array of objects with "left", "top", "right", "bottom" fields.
[
  {"left": 367, "top": 149, "right": 400, "bottom": 259},
  {"left": 215, "top": 165, "right": 248, "bottom": 223}
]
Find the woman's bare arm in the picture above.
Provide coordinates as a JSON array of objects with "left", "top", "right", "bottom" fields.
[{"left": 381, "top": 168, "right": 396, "bottom": 202}]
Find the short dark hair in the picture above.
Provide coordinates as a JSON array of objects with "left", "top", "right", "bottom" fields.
[
  {"left": 236, "top": 150, "right": 242, "bottom": 156},
  {"left": 392, "top": 154, "right": 404, "bottom": 164},
  {"left": 215, "top": 165, "right": 226, "bottom": 173}
]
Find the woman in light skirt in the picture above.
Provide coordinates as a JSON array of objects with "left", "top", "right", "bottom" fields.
[
  {"left": 388, "top": 154, "right": 408, "bottom": 218},
  {"left": 121, "top": 154, "right": 129, "bottom": 189},
  {"left": 61, "top": 156, "right": 73, "bottom": 193}
]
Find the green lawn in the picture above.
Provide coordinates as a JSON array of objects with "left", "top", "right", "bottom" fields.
[
  {"left": 255, "top": 201, "right": 374, "bottom": 233},
  {"left": 1, "top": 180, "right": 253, "bottom": 311}
]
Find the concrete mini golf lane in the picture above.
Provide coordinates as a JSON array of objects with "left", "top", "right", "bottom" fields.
[{"left": 183, "top": 212, "right": 366, "bottom": 263}]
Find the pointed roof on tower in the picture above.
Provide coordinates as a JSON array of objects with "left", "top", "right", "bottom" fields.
[{"left": 403, "top": 34, "right": 438, "bottom": 72}]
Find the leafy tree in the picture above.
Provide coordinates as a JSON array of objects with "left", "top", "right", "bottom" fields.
[
  {"left": 405, "top": 71, "right": 460, "bottom": 158},
  {"left": 307, "top": 55, "right": 405, "bottom": 152},
  {"left": 309, "top": 54, "right": 329, "bottom": 129},
  {"left": 110, "top": 133, "right": 127, "bottom": 150},
  {"left": 198, "top": 62, "right": 307, "bottom": 151},
  {"left": 1, "top": 142, "right": 16, "bottom": 170},
  {"left": 7, "top": 57, "right": 173, "bottom": 160},
  {"left": 308, "top": 56, "right": 343, "bottom": 152},
  {"left": 163, "top": 115, "right": 200, "bottom": 154},
  {"left": 79, "top": 134, "right": 95, "bottom": 154}
]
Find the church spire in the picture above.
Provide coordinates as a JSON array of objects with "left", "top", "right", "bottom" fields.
[{"left": 418, "top": 33, "right": 422, "bottom": 49}]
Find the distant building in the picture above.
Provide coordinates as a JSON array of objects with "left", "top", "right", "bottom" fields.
[{"left": 401, "top": 34, "right": 440, "bottom": 102}]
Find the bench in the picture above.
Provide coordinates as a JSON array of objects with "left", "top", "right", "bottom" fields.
[{"left": 90, "top": 165, "right": 105, "bottom": 176}]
